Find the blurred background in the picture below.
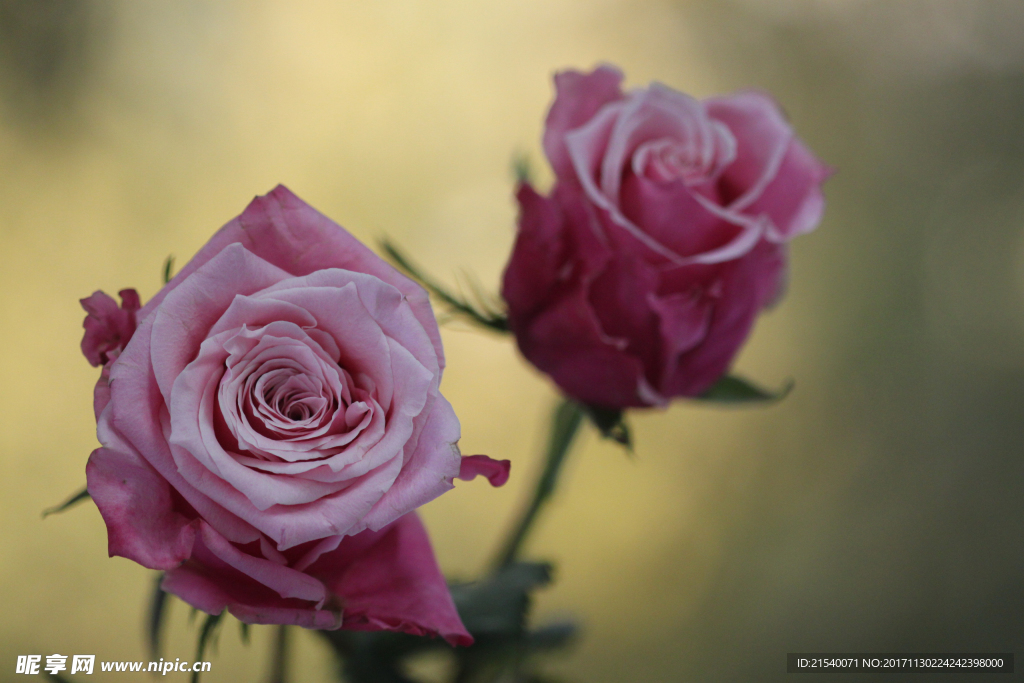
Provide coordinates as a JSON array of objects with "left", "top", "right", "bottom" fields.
[{"left": 1, "top": 0, "right": 1022, "bottom": 680}]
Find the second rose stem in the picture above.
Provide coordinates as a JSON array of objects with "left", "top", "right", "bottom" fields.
[{"left": 491, "top": 398, "right": 584, "bottom": 570}]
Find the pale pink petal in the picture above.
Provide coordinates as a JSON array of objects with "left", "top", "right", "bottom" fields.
[
  {"left": 149, "top": 244, "right": 291, "bottom": 404},
  {"left": 357, "top": 394, "right": 462, "bottom": 533},
  {"left": 140, "top": 186, "right": 444, "bottom": 372}
]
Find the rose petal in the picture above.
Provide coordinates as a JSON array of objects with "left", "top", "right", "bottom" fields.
[
  {"left": 457, "top": 455, "right": 511, "bottom": 487},
  {"left": 749, "top": 139, "right": 832, "bottom": 242},
  {"left": 705, "top": 90, "right": 794, "bottom": 211},
  {"left": 85, "top": 447, "right": 196, "bottom": 570},
  {"left": 150, "top": 243, "right": 292, "bottom": 405},
  {"left": 140, "top": 186, "right": 444, "bottom": 373},
  {"left": 309, "top": 513, "right": 472, "bottom": 646},
  {"left": 80, "top": 289, "right": 140, "bottom": 367},
  {"left": 356, "top": 394, "right": 462, "bottom": 533},
  {"left": 544, "top": 64, "right": 625, "bottom": 182}
]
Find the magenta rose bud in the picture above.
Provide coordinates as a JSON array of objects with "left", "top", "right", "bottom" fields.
[
  {"left": 83, "top": 186, "right": 506, "bottom": 644},
  {"left": 502, "top": 65, "right": 831, "bottom": 408}
]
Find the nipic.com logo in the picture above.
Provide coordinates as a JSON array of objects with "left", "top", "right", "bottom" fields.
[
  {"left": 16, "top": 655, "right": 94, "bottom": 675},
  {"left": 15, "top": 654, "right": 212, "bottom": 675}
]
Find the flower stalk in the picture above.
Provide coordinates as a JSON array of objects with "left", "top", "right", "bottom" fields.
[{"left": 492, "top": 398, "right": 584, "bottom": 570}]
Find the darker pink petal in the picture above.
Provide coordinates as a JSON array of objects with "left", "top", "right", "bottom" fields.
[
  {"left": 161, "top": 526, "right": 342, "bottom": 630},
  {"left": 502, "top": 184, "right": 569, "bottom": 323},
  {"left": 660, "top": 247, "right": 774, "bottom": 397},
  {"left": 163, "top": 515, "right": 469, "bottom": 642},
  {"left": 80, "top": 289, "right": 140, "bottom": 367},
  {"left": 518, "top": 282, "right": 652, "bottom": 407},
  {"left": 617, "top": 172, "right": 747, "bottom": 261},
  {"left": 457, "top": 455, "right": 511, "bottom": 487},
  {"left": 310, "top": 513, "right": 472, "bottom": 646},
  {"left": 86, "top": 447, "right": 196, "bottom": 570}
]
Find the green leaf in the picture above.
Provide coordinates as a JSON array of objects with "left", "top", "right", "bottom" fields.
[
  {"left": 582, "top": 405, "right": 632, "bottom": 451},
  {"left": 450, "top": 562, "right": 553, "bottom": 639},
  {"left": 321, "top": 630, "right": 424, "bottom": 683},
  {"left": 148, "top": 573, "right": 168, "bottom": 660},
  {"left": 525, "top": 621, "right": 578, "bottom": 652},
  {"left": 512, "top": 153, "right": 533, "bottom": 184},
  {"left": 191, "top": 612, "right": 223, "bottom": 683},
  {"left": 380, "top": 238, "right": 509, "bottom": 333},
  {"left": 42, "top": 488, "right": 90, "bottom": 518},
  {"left": 697, "top": 375, "right": 793, "bottom": 404},
  {"left": 163, "top": 255, "right": 175, "bottom": 284}
]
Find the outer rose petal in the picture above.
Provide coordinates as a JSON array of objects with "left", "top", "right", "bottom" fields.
[
  {"left": 502, "top": 184, "right": 567, "bottom": 323},
  {"left": 544, "top": 64, "right": 625, "bottom": 182},
  {"left": 749, "top": 138, "right": 832, "bottom": 242},
  {"left": 660, "top": 243, "right": 781, "bottom": 396},
  {"left": 518, "top": 281, "right": 653, "bottom": 407},
  {"left": 310, "top": 513, "right": 472, "bottom": 646},
  {"left": 86, "top": 447, "right": 196, "bottom": 570},
  {"left": 140, "top": 186, "right": 443, "bottom": 372},
  {"left": 163, "top": 514, "right": 470, "bottom": 644},
  {"left": 706, "top": 90, "right": 832, "bottom": 241},
  {"left": 356, "top": 394, "right": 463, "bottom": 534}
]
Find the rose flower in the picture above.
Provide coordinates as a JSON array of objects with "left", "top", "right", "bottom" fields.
[
  {"left": 503, "top": 65, "right": 830, "bottom": 408},
  {"left": 82, "top": 186, "right": 508, "bottom": 644}
]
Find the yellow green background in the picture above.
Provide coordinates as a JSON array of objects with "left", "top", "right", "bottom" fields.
[{"left": 2, "top": 1, "right": 1022, "bottom": 680}]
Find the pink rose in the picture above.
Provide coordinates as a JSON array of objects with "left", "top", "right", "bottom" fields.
[
  {"left": 503, "top": 65, "right": 830, "bottom": 408},
  {"left": 83, "top": 186, "right": 508, "bottom": 644}
]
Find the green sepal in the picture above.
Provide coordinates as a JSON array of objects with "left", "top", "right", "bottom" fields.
[
  {"left": 512, "top": 153, "right": 533, "bottom": 185},
  {"left": 238, "top": 621, "right": 250, "bottom": 645},
  {"left": 582, "top": 404, "right": 632, "bottom": 451},
  {"left": 697, "top": 375, "right": 793, "bottom": 404},
  {"left": 191, "top": 612, "right": 223, "bottom": 683},
  {"left": 163, "top": 255, "right": 175, "bottom": 284},
  {"left": 449, "top": 561, "right": 553, "bottom": 639},
  {"left": 42, "top": 487, "right": 90, "bottom": 518},
  {"left": 148, "top": 573, "right": 168, "bottom": 660}
]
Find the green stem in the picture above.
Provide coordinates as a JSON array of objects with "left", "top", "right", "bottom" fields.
[
  {"left": 267, "top": 625, "right": 289, "bottom": 683},
  {"left": 492, "top": 398, "right": 584, "bottom": 570}
]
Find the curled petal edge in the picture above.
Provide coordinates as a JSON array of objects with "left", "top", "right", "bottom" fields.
[{"left": 457, "top": 455, "right": 511, "bottom": 488}]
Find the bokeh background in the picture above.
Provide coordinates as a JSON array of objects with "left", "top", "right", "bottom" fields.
[{"left": 2, "top": 0, "right": 1023, "bottom": 681}]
